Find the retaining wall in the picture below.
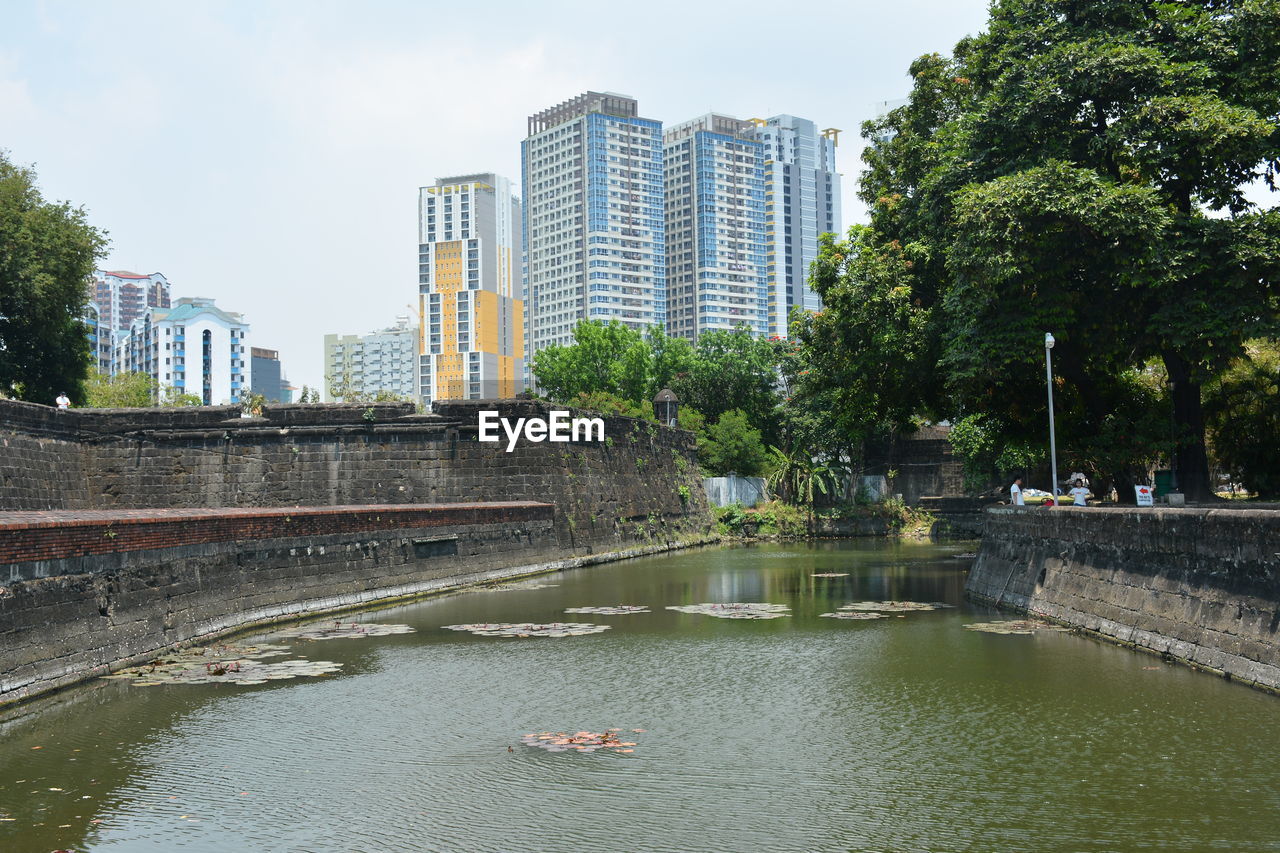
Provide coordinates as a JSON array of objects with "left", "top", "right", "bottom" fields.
[
  {"left": 0, "top": 398, "right": 713, "bottom": 552},
  {"left": 0, "top": 502, "right": 566, "bottom": 706},
  {"left": 967, "top": 506, "right": 1280, "bottom": 691}
]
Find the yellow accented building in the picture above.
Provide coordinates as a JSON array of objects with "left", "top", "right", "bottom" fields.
[{"left": 418, "top": 173, "right": 524, "bottom": 406}]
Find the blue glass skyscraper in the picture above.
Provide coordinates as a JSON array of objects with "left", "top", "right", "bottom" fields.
[
  {"left": 664, "top": 113, "right": 767, "bottom": 340},
  {"left": 522, "top": 92, "right": 665, "bottom": 359}
]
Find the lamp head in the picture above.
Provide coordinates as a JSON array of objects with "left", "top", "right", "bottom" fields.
[{"left": 1044, "top": 332, "right": 1055, "bottom": 349}]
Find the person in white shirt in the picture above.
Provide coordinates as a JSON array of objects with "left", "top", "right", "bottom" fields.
[
  {"left": 55, "top": 392, "right": 70, "bottom": 410},
  {"left": 1069, "top": 479, "right": 1090, "bottom": 506},
  {"left": 1010, "top": 476, "right": 1025, "bottom": 506}
]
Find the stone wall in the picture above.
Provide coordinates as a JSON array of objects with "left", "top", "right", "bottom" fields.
[
  {"left": 0, "top": 398, "right": 714, "bottom": 552},
  {"left": 967, "top": 506, "right": 1280, "bottom": 691},
  {"left": 0, "top": 503, "right": 567, "bottom": 707}
]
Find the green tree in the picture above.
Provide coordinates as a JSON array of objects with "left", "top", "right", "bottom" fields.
[
  {"left": 0, "top": 152, "right": 108, "bottom": 403},
  {"left": 670, "top": 327, "right": 781, "bottom": 439},
  {"left": 699, "top": 409, "right": 769, "bottom": 477},
  {"left": 83, "top": 370, "right": 156, "bottom": 407},
  {"left": 835, "top": 0, "right": 1280, "bottom": 501},
  {"left": 531, "top": 320, "right": 652, "bottom": 404},
  {"left": 160, "top": 385, "right": 203, "bottom": 407},
  {"left": 1204, "top": 340, "right": 1280, "bottom": 497}
]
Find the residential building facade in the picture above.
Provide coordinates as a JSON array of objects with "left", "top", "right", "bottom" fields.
[
  {"left": 664, "top": 113, "right": 767, "bottom": 340},
  {"left": 89, "top": 270, "right": 171, "bottom": 333},
  {"left": 522, "top": 92, "right": 665, "bottom": 360},
  {"left": 323, "top": 318, "right": 418, "bottom": 401},
  {"left": 418, "top": 173, "right": 523, "bottom": 404},
  {"left": 747, "top": 116, "right": 841, "bottom": 337},
  {"left": 85, "top": 270, "right": 172, "bottom": 374},
  {"left": 117, "top": 297, "right": 250, "bottom": 404}
]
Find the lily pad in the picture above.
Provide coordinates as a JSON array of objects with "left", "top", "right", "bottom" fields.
[
  {"left": 811, "top": 573, "right": 850, "bottom": 578},
  {"left": 838, "top": 601, "right": 953, "bottom": 612},
  {"left": 564, "top": 606, "right": 650, "bottom": 615},
  {"left": 819, "top": 611, "right": 890, "bottom": 620},
  {"left": 665, "top": 603, "right": 790, "bottom": 620},
  {"left": 484, "top": 581, "right": 560, "bottom": 591},
  {"left": 102, "top": 643, "right": 341, "bottom": 686},
  {"left": 963, "top": 620, "right": 1070, "bottom": 635},
  {"left": 441, "top": 622, "right": 611, "bottom": 638},
  {"left": 273, "top": 621, "right": 415, "bottom": 641}
]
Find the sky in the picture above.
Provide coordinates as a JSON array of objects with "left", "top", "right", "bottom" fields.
[{"left": 0, "top": 0, "right": 997, "bottom": 392}]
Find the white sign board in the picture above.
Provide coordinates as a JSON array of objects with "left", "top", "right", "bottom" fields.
[{"left": 1135, "top": 485, "right": 1154, "bottom": 507}]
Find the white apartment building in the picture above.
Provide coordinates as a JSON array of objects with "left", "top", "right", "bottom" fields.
[
  {"left": 522, "top": 91, "right": 665, "bottom": 360},
  {"left": 749, "top": 116, "right": 842, "bottom": 337},
  {"left": 324, "top": 317, "right": 418, "bottom": 401},
  {"left": 117, "top": 297, "right": 250, "bottom": 404}
]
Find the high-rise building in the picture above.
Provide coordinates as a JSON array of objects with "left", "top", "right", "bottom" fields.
[
  {"left": 89, "top": 270, "right": 171, "bottom": 332},
  {"left": 664, "top": 114, "right": 767, "bottom": 340},
  {"left": 85, "top": 270, "right": 172, "bottom": 375},
  {"left": 418, "top": 173, "right": 523, "bottom": 404},
  {"left": 323, "top": 318, "right": 418, "bottom": 401},
  {"left": 748, "top": 116, "right": 841, "bottom": 337},
  {"left": 522, "top": 92, "right": 665, "bottom": 360},
  {"left": 250, "top": 347, "right": 292, "bottom": 403},
  {"left": 117, "top": 297, "right": 250, "bottom": 405}
]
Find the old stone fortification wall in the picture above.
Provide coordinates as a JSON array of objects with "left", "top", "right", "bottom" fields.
[
  {"left": 0, "top": 503, "right": 567, "bottom": 707},
  {"left": 0, "top": 398, "right": 713, "bottom": 551},
  {"left": 968, "top": 507, "right": 1280, "bottom": 691}
]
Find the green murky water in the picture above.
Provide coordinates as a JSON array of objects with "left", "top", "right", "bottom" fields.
[{"left": 2, "top": 540, "right": 1279, "bottom": 852}]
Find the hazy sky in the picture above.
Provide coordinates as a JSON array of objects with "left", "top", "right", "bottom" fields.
[{"left": 2, "top": 0, "right": 994, "bottom": 392}]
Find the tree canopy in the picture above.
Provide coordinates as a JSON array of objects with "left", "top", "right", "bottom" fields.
[
  {"left": 796, "top": 0, "right": 1280, "bottom": 500},
  {"left": 0, "top": 151, "right": 107, "bottom": 403}
]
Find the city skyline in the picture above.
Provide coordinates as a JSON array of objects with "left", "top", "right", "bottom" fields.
[{"left": 1, "top": 0, "right": 997, "bottom": 392}]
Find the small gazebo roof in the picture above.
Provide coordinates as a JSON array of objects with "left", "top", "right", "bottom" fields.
[{"left": 653, "top": 388, "right": 678, "bottom": 403}]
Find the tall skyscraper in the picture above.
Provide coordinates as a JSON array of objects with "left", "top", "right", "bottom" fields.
[
  {"left": 664, "top": 113, "right": 767, "bottom": 340},
  {"left": 522, "top": 92, "right": 665, "bottom": 360},
  {"left": 418, "top": 173, "right": 523, "bottom": 404},
  {"left": 749, "top": 116, "right": 841, "bottom": 337}
]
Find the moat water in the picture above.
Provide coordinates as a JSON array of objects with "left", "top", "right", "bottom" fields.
[{"left": 3, "top": 540, "right": 1280, "bottom": 852}]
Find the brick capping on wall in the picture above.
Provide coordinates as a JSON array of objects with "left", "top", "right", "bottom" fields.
[
  {"left": 967, "top": 506, "right": 1280, "bottom": 692},
  {"left": 0, "top": 503, "right": 552, "bottom": 567}
]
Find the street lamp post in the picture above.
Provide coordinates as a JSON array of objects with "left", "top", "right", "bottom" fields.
[{"left": 1044, "top": 332, "right": 1059, "bottom": 502}]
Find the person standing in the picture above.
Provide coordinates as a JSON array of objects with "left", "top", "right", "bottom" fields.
[
  {"left": 55, "top": 391, "right": 70, "bottom": 410},
  {"left": 1069, "top": 479, "right": 1090, "bottom": 507},
  {"left": 1010, "top": 476, "right": 1025, "bottom": 506}
]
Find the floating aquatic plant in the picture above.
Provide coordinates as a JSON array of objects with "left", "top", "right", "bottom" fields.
[
  {"left": 665, "top": 603, "right": 790, "bottom": 620},
  {"left": 520, "top": 729, "right": 640, "bottom": 754},
  {"left": 484, "top": 581, "right": 560, "bottom": 591},
  {"left": 102, "top": 644, "right": 341, "bottom": 686},
  {"left": 273, "top": 621, "right": 415, "bottom": 641},
  {"left": 441, "top": 622, "right": 611, "bottom": 638},
  {"left": 963, "top": 620, "right": 1070, "bottom": 635},
  {"left": 952, "top": 552, "right": 978, "bottom": 559},
  {"left": 811, "top": 573, "right": 850, "bottom": 578},
  {"left": 563, "top": 606, "right": 650, "bottom": 615},
  {"left": 838, "top": 601, "right": 953, "bottom": 612},
  {"left": 819, "top": 611, "right": 890, "bottom": 620}
]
